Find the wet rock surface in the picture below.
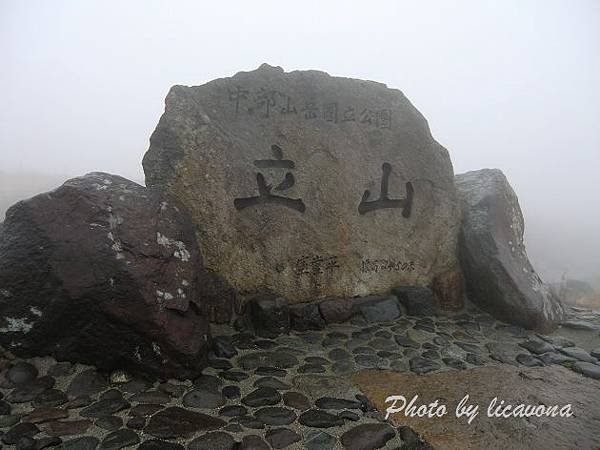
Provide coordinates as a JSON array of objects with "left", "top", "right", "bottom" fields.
[
  {"left": 456, "top": 169, "right": 564, "bottom": 332},
  {"left": 143, "top": 64, "right": 461, "bottom": 303},
  {"left": 0, "top": 172, "right": 219, "bottom": 379},
  {"left": 354, "top": 363, "right": 600, "bottom": 450}
]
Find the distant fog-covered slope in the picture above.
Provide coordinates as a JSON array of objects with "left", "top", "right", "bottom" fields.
[{"left": 0, "top": 171, "right": 71, "bottom": 221}]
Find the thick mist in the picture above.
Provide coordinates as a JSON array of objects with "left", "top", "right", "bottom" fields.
[{"left": 1, "top": 0, "right": 599, "bottom": 286}]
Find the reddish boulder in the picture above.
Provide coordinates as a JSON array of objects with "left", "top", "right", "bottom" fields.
[{"left": 0, "top": 172, "right": 233, "bottom": 379}]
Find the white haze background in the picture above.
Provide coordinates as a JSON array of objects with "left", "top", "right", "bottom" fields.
[{"left": 1, "top": 0, "right": 599, "bottom": 285}]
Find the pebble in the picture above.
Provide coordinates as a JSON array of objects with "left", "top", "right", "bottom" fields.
[
  {"left": 95, "top": 415, "right": 123, "bottom": 431},
  {"left": 266, "top": 428, "right": 301, "bottom": 448},
  {"left": 66, "top": 369, "right": 107, "bottom": 399},
  {"left": 7, "top": 362, "right": 39, "bottom": 386},
  {"left": 253, "top": 376, "right": 291, "bottom": 390},
  {"left": 304, "top": 430, "right": 337, "bottom": 450},
  {"left": 183, "top": 389, "right": 225, "bottom": 409},
  {"left": 283, "top": 391, "right": 311, "bottom": 410},
  {"left": 255, "top": 366, "right": 287, "bottom": 377},
  {"left": 56, "top": 436, "right": 99, "bottom": 450},
  {"left": 222, "top": 385, "right": 241, "bottom": 399},
  {"left": 298, "top": 409, "right": 344, "bottom": 427},
  {"left": 519, "top": 339, "right": 555, "bottom": 355},
  {"left": 219, "top": 405, "right": 247, "bottom": 417},
  {"left": 573, "top": 361, "right": 600, "bottom": 380},
  {"left": 316, "top": 396, "right": 362, "bottom": 410},
  {"left": 409, "top": 357, "right": 441, "bottom": 374},
  {"left": 188, "top": 431, "right": 236, "bottom": 450},
  {"left": 100, "top": 428, "right": 140, "bottom": 449},
  {"left": 340, "top": 423, "right": 396, "bottom": 450},
  {"left": 2, "top": 422, "right": 40, "bottom": 445},
  {"left": 559, "top": 347, "right": 597, "bottom": 363},
  {"left": 138, "top": 440, "right": 184, "bottom": 450},
  {"left": 254, "top": 407, "right": 297, "bottom": 425},
  {"left": 516, "top": 353, "right": 544, "bottom": 367},
  {"left": 242, "top": 387, "right": 282, "bottom": 407},
  {"left": 238, "top": 435, "right": 270, "bottom": 450},
  {"left": 145, "top": 407, "right": 226, "bottom": 439}
]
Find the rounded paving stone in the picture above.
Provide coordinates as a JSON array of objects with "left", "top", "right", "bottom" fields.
[
  {"left": 304, "top": 430, "right": 337, "bottom": 450},
  {"left": 16, "top": 436, "right": 36, "bottom": 450},
  {"left": 126, "top": 416, "right": 146, "bottom": 429},
  {"left": 338, "top": 410, "right": 360, "bottom": 421},
  {"left": 219, "top": 405, "right": 248, "bottom": 417},
  {"left": 254, "top": 407, "right": 296, "bottom": 425},
  {"left": 47, "top": 362, "right": 73, "bottom": 378},
  {"left": 238, "top": 435, "right": 270, "bottom": 450},
  {"left": 138, "top": 439, "right": 184, "bottom": 450},
  {"left": 340, "top": 423, "right": 396, "bottom": 450},
  {"left": 316, "top": 396, "right": 362, "bottom": 410},
  {"left": 188, "top": 431, "right": 236, "bottom": 450},
  {"left": 516, "top": 353, "right": 544, "bottom": 367},
  {"left": 7, "top": 362, "right": 39, "bottom": 386},
  {"left": 255, "top": 366, "right": 287, "bottom": 377},
  {"left": 242, "top": 387, "right": 282, "bottom": 407},
  {"left": 219, "top": 370, "right": 249, "bottom": 382},
  {"left": 66, "top": 369, "right": 107, "bottom": 399},
  {"left": 298, "top": 364, "right": 326, "bottom": 374},
  {"left": 183, "top": 389, "right": 225, "bottom": 409},
  {"left": 466, "top": 353, "right": 486, "bottom": 366},
  {"left": 298, "top": 409, "right": 344, "bottom": 427},
  {"left": 253, "top": 377, "right": 291, "bottom": 390},
  {"left": 519, "top": 339, "right": 555, "bottom": 355},
  {"left": 222, "top": 385, "right": 241, "bottom": 399},
  {"left": 238, "top": 352, "right": 299, "bottom": 370},
  {"left": 328, "top": 348, "right": 351, "bottom": 361},
  {"left": 409, "top": 357, "right": 441, "bottom": 374},
  {"left": 231, "top": 415, "right": 265, "bottom": 429},
  {"left": 193, "top": 374, "right": 223, "bottom": 391},
  {"left": 266, "top": 428, "right": 302, "bottom": 449},
  {"left": 100, "top": 428, "right": 140, "bottom": 449},
  {"left": 394, "top": 335, "right": 420, "bottom": 349},
  {"left": 0, "top": 399, "right": 11, "bottom": 414},
  {"left": 283, "top": 391, "right": 311, "bottom": 410},
  {"left": 130, "top": 390, "right": 171, "bottom": 404},
  {"left": 56, "top": 436, "right": 100, "bottom": 450},
  {"left": 443, "top": 357, "right": 467, "bottom": 370},
  {"left": 96, "top": 415, "right": 123, "bottom": 431},
  {"left": 572, "top": 361, "right": 600, "bottom": 380},
  {"left": 2, "top": 422, "right": 40, "bottom": 445}
]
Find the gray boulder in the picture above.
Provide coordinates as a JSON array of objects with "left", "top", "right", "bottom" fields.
[
  {"left": 143, "top": 63, "right": 461, "bottom": 305},
  {"left": 455, "top": 169, "right": 564, "bottom": 332},
  {"left": 392, "top": 286, "right": 437, "bottom": 316}
]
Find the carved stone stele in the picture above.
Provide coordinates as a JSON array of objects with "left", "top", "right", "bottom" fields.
[{"left": 143, "top": 64, "right": 461, "bottom": 303}]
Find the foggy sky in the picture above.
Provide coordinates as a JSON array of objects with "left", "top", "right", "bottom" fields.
[{"left": 1, "top": 0, "right": 599, "bottom": 283}]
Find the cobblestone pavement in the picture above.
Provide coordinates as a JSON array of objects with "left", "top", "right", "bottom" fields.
[{"left": 1, "top": 304, "right": 599, "bottom": 449}]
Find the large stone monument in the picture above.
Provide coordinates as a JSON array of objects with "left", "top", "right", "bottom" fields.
[{"left": 143, "top": 64, "right": 462, "bottom": 304}]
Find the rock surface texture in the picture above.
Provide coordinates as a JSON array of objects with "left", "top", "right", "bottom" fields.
[
  {"left": 0, "top": 172, "right": 226, "bottom": 378},
  {"left": 455, "top": 169, "right": 564, "bottom": 332},
  {"left": 143, "top": 64, "right": 461, "bottom": 303},
  {"left": 354, "top": 364, "right": 600, "bottom": 450}
]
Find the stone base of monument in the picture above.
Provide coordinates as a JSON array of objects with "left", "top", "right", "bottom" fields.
[
  {"left": 240, "top": 289, "right": 456, "bottom": 338},
  {"left": 0, "top": 301, "right": 598, "bottom": 449}
]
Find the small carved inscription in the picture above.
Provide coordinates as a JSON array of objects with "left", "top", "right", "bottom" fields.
[
  {"left": 227, "top": 85, "right": 392, "bottom": 129},
  {"left": 295, "top": 255, "right": 341, "bottom": 276},
  {"left": 360, "top": 259, "right": 416, "bottom": 274}
]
